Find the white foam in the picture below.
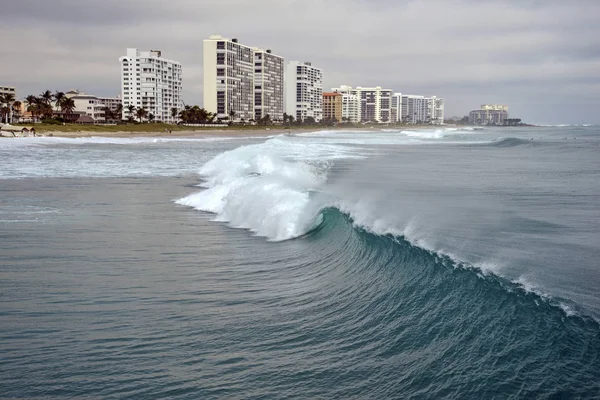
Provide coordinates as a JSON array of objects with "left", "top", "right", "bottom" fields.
[{"left": 176, "top": 139, "right": 346, "bottom": 241}]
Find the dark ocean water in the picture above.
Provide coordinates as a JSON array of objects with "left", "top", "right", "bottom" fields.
[{"left": 1, "top": 126, "right": 599, "bottom": 399}]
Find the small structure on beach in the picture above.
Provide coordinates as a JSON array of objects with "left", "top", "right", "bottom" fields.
[{"left": 0, "top": 124, "right": 36, "bottom": 137}]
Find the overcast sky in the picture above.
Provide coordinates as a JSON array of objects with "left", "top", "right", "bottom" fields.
[{"left": 2, "top": 0, "right": 599, "bottom": 124}]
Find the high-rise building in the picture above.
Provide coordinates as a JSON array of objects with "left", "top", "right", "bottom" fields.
[
  {"left": 431, "top": 96, "right": 445, "bottom": 125},
  {"left": 203, "top": 35, "right": 284, "bottom": 123},
  {"left": 332, "top": 85, "right": 392, "bottom": 123},
  {"left": 400, "top": 94, "right": 445, "bottom": 124},
  {"left": 391, "top": 93, "right": 403, "bottom": 122},
  {"left": 285, "top": 61, "right": 323, "bottom": 122},
  {"left": 322, "top": 92, "right": 342, "bottom": 122},
  {"left": 469, "top": 104, "right": 508, "bottom": 125},
  {"left": 254, "top": 49, "right": 284, "bottom": 122},
  {"left": 332, "top": 85, "right": 360, "bottom": 123},
  {"left": 119, "top": 48, "right": 182, "bottom": 123}
]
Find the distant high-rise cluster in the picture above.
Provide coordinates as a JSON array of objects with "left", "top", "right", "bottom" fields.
[{"left": 202, "top": 35, "right": 445, "bottom": 125}]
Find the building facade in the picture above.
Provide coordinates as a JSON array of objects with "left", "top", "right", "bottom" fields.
[
  {"left": 285, "top": 61, "right": 323, "bottom": 122},
  {"left": 391, "top": 93, "right": 402, "bottom": 122},
  {"left": 332, "top": 85, "right": 392, "bottom": 123},
  {"left": 322, "top": 92, "right": 342, "bottom": 122},
  {"left": 204, "top": 35, "right": 284, "bottom": 123},
  {"left": 469, "top": 104, "right": 508, "bottom": 125},
  {"left": 254, "top": 49, "right": 284, "bottom": 122},
  {"left": 64, "top": 90, "right": 122, "bottom": 122},
  {"left": 399, "top": 94, "right": 444, "bottom": 124},
  {"left": 119, "top": 48, "right": 182, "bottom": 123},
  {"left": 332, "top": 85, "right": 359, "bottom": 123}
]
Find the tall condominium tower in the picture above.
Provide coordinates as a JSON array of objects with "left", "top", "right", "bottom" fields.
[
  {"left": 203, "top": 35, "right": 284, "bottom": 122},
  {"left": 401, "top": 95, "right": 444, "bottom": 124},
  {"left": 119, "top": 48, "right": 182, "bottom": 123},
  {"left": 285, "top": 61, "right": 323, "bottom": 122}
]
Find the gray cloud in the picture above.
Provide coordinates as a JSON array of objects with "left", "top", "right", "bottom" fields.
[{"left": 1, "top": 0, "right": 599, "bottom": 124}]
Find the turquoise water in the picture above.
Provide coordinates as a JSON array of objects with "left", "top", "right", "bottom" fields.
[{"left": 1, "top": 126, "right": 599, "bottom": 398}]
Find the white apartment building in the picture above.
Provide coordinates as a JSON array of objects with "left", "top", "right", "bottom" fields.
[
  {"left": 391, "top": 93, "right": 402, "bottom": 122},
  {"left": 332, "top": 85, "right": 392, "bottom": 123},
  {"left": 204, "top": 35, "right": 284, "bottom": 123},
  {"left": 254, "top": 49, "right": 284, "bottom": 122},
  {"left": 469, "top": 104, "right": 508, "bottom": 125},
  {"left": 285, "top": 61, "right": 323, "bottom": 122},
  {"left": 204, "top": 36, "right": 254, "bottom": 121},
  {"left": 64, "top": 90, "right": 122, "bottom": 122},
  {"left": 119, "top": 48, "right": 182, "bottom": 123},
  {"left": 332, "top": 85, "right": 359, "bottom": 123},
  {"left": 431, "top": 96, "right": 445, "bottom": 124}
]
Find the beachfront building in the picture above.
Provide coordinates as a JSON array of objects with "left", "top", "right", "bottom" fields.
[
  {"left": 0, "top": 86, "right": 16, "bottom": 97},
  {"left": 332, "top": 85, "right": 392, "bottom": 123},
  {"left": 254, "top": 49, "right": 284, "bottom": 122},
  {"left": 431, "top": 96, "right": 445, "bottom": 125},
  {"left": 204, "top": 35, "right": 284, "bottom": 123},
  {"left": 119, "top": 48, "right": 182, "bottom": 123},
  {"left": 469, "top": 104, "right": 508, "bottom": 125},
  {"left": 63, "top": 90, "right": 122, "bottom": 122},
  {"left": 322, "top": 92, "right": 342, "bottom": 122},
  {"left": 332, "top": 85, "right": 359, "bottom": 123},
  {"left": 391, "top": 93, "right": 402, "bottom": 122},
  {"left": 285, "top": 61, "right": 323, "bottom": 123},
  {"left": 204, "top": 36, "right": 254, "bottom": 122}
]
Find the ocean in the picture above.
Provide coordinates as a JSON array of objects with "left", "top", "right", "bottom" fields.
[{"left": 1, "top": 126, "right": 599, "bottom": 399}]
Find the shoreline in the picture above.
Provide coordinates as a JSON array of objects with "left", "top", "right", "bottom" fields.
[{"left": 2, "top": 124, "right": 480, "bottom": 139}]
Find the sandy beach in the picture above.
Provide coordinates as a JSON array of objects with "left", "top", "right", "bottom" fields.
[{"left": 2, "top": 124, "right": 464, "bottom": 139}]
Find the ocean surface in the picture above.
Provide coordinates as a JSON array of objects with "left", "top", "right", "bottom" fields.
[{"left": 1, "top": 126, "right": 599, "bottom": 399}]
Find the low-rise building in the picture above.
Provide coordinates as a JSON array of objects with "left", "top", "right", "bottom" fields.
[
  {"left": 64, "top": 90, "right": 122, "bottom": 122},
  {"left": 322, "top": 92, "right": 342, "bottom": 122}
]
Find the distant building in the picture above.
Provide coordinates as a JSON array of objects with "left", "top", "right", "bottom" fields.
[
  {"left": 204, "top": 35, "right": 284, "bottom": 123},
  {"left": 119, "top": 48, "right": 182, "bottom": 123},
  {"left": 469, "top": 104, "right": 508, "bottom": 125},
  {"left": 332, "top": 85, "right": 359, "bottom": 123},
  {"left": 332, "top": 85, "right": 392, "bottom": 123},
  {"left": 391, "top": 93, "right": 402, "bottom": 122},
  {"left": 322, "top": 92, "right": 343, "bottom": 122},
  {"left": 64, "top": 90, "right": 121, "bottom": 122},
  {"left": 285, "top": 61, "right": 323, "bottom": 122},
  {"left": 0, "top": 86, "right": 16, "bottom": 97},
  {"left": 254, "top": 48, "right": 284, "bottom": 122},
  {"left": 399, "top": 95, "right": 444, "bottom": 124}
]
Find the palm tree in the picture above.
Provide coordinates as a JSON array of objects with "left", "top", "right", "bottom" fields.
[
  {"left": 148, "top": 113, "right": 155, "bottom": 123},
  {"left": 115, "top": 103, "right": 123, "bottom": 121},
  {"left": 12, "top": 101, "right": 22, "bottom": 122},
  {"left": 135, "top": 107, "right": 148, "bottom": 122},
  {"left": 40, "top": 90, "right": 53, "bottom": 107},
  {"left": 25, "top": 95, "right": 39, "bottom": 122},
  {"left": 61, "top": 98, "right": 76, "bottom": 122},
  {"left": 229, "top": 109, "right": 236, "bottom": 123},
  {"left": 127, "top": 105, "right": 136, "bottom": 122},
  {"left": 53, "top": 91, "right": 65, "bottom": 111},
  {"left": 170, "top": 107, "right": 178, "bottom": 122},
  {"left": 102, "top": 106, "right": 114, "bottom": 122}
]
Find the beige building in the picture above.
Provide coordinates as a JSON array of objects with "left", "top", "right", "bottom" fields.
[{"left": 322, "top": 92, "right": 343, "bottom": 122}]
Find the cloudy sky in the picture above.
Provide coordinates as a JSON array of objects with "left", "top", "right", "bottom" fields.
[{"left": 2, "top": 0, "right": 599, "bottom": 124}]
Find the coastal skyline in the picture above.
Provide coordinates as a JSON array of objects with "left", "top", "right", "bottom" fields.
[{"left": 2, "top": 0, "right": 599, "bottom": 124}]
